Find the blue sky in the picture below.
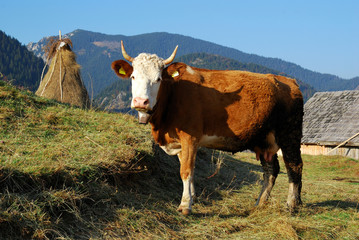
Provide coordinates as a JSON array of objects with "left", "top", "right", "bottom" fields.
[{"left": 1, "top": 0, "right": 358, "bottom": 79}]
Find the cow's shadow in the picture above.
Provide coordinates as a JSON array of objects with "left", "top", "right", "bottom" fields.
[
  {"left": 151, "top": 144, "right": 263, "bottom": 209},
  {"left": 0, "top": 145, "right": 263, "bottom": 239},
  {"left": 305, "top": 200, "right": 358, "bottom": 211}
]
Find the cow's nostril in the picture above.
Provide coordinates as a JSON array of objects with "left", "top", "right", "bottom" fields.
[{"left": 134, "top": 97, "right": 150, "bottom": 109}]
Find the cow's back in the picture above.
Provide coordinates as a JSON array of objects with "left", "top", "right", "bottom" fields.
[{"left": 179, "top": 67, "right": 299, "bottom": 132}]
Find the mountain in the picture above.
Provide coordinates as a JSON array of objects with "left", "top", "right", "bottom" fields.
[
  {"left": 354, "top": 79, "right": 359, "bottom": 90},
  {"left": 94, "top": 78, "right": 132, "bottom": 112},
  {"left": 27, "top": 29, "right": 359, "bottom": 97},
  {"left": 94, "top": 52, "right": 316, "bottom": 111},
  {"left": 0, "top": 30, "right": 45, "bottom": 91}
]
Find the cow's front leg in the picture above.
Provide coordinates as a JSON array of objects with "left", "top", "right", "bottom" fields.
[
  {"left": 178, "top": 152, "right": 196, "bottom": 200},
  {"left": 177, "top": 136, "right": 198, "bottom": 215}
]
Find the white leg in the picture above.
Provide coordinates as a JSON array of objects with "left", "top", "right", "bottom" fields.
[
  {"left": 177, "top": 153, "right": 195, "bottom": 214},
  {"left": 287, "top": 182, "right": 301, "bottom": 210},
  {"left": 176, "top": 138, "right": 197, "bottom": 215},
  {"left": 190, "top": 177, "right": 195, "bottom": 199},
  {"left": 178, "top": 177, "right": 193, "bottom": 215},
  {"left": 177, "top": 155, "right": 195, "bottom": 200}
]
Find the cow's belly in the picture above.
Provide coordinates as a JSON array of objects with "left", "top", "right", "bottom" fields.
[
  {"left": 159, "top": 135, "right": 245, "bottom": 155},
  {"left": 199, "top": 135, "right": 245, "bottom": 152}
]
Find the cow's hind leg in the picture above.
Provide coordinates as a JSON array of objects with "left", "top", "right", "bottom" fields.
[
  {"left": 278, "top": 110, "right": 303, "bottom": 211},
  {"left": 281, "top": 143, "right": 303, "bottom": 211},
  {"left": 256, "top": 153, "right": 280, "bottom": 206}
]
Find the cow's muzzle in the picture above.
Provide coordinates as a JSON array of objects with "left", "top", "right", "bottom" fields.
[
  {"left": 137, "top": 111, "right": 151, "bottom": 124},
  {"left": 133, "top": 97, "right": 150, "bottom": 109},
  {"left": 132, "top": 97, "right": 153, "bottom": 124}
]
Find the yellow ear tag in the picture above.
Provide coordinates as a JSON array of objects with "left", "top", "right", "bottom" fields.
[
  {"left": 171, "top": 71, "right": 179, "bottom": 78},
  {"left": 119, "top": 67, "right": 126, "bottom": 75}
]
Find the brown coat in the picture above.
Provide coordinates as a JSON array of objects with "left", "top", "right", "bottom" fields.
[
  {"left": 111, "top": 57, "right": 304, "bottom": 215},
  {"left": 151, "top": 62, "right": 303, "bottom": 155}
]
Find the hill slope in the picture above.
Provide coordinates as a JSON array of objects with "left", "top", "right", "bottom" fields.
[
  {"left": 0, "top": 80, "right": 358, "bottom": 239},
  {"left": 0, "top": 80, "right": 253, "bottom": 238},
  {"left": 28, "top": 29, "right": 359, "bottom": 96},
  {"left": 0, "top": 30, "right": 44, "bottom": 91}
]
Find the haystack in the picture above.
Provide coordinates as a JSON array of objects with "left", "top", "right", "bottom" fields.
[{"left": 36, "top": 32, "right": 90, "bottom": 108}]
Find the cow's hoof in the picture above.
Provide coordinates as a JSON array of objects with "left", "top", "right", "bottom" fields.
[
  {"left": 181, "top": 209, "right": 192, "bottom": 216},
  {"left": 177, "top": 206, "right": 192, "bottom": 216},
  {"left": 286, "top": 199, "right": 302, "bottom": 213}
]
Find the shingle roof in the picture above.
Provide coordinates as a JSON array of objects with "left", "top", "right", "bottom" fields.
[{"left": 302, "top": 91, "right": 359, "bottom": 145}]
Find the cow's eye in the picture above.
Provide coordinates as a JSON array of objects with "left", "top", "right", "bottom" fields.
[
  {"left": 156, "top": 77, "right": 161, "bottom": 83},
  {"left": 131, "top": 76, "right": 135, "bottom": 80}
]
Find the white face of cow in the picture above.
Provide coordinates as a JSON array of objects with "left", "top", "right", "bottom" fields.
[
  {"left": 111, "top": 41, "right": 178, "bottom": 124},
  {"left": 131, "top": 54, "right": 164, "bottom": 111}
]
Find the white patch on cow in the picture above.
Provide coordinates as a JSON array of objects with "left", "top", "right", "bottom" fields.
[
  {"left": 288, "top": 182, "right": 295, "bottom": 197},
  {"left": 131, "top": 53, "right": 165, "bottom": 110},
  {"left": 177, "top": 153, "right": 195, "bottom": 199},
  {"left": 138, "top": 111, "right": 151, "bottom": 124},
  {"left": 287, "top": 182, "right": 296, "bottom": 207},
  {"left": 179, "top": 177, "right": 193, "bottom": 211},
  {"left": 160, "top": 142, "right": 182, "bottom": 155},
  {"left": 266, "top": 132, "right": 279, "bottom": 154},
  {"left": 190, "top": 180, "right": 195, "bottom": 198},
  {"left": 186, "top": 66, "right": 195, "bottom": 75}
]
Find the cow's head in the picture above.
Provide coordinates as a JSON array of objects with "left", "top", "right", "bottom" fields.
[{"left": 111, "top": 41, "right": 178, "bottom": 124}]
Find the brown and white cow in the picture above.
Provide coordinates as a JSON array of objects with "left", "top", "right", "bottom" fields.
[{"left": 112, "top": 41, "right": 304, "bottom": 215}]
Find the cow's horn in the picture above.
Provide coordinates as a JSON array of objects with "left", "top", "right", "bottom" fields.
[
  {"left": 163, "top": 45, "right": 178, "bottom": 65},
  {"left": 121, "top": 41, "right": 134, "bottom": 62}
]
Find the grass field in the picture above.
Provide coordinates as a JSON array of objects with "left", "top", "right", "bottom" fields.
[{"left": 1, "top": 80, "right": 358, "bottom": 239}]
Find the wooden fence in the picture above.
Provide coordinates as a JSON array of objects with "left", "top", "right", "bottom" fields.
[{"left": 300, "top": 144, "right": 359, "bottom": 160}]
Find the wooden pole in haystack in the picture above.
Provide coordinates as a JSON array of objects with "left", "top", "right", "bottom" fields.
[{"left": 59, "top": 30, "right": 63, "bottom": 101}]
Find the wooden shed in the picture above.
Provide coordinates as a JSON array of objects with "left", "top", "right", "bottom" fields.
[{"left": 301, "top": 90, "right": 359, "bottom": 159}]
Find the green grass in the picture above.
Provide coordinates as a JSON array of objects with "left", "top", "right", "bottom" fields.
[{"left": 1, "top": 80, "right": 358, "bottom": 239}]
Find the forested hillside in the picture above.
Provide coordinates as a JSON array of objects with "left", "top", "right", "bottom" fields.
[
  {"left": 0, "top": 30, "right": 44, "bottom": 91},
  {"left": 178, "top": 52, "right": 283, "bottom": 73},
  {"left": 27, "top": 30, "right": 359, "bottom": 96}
]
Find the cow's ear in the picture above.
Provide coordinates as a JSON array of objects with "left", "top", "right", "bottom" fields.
[
  {"left": 111, "top": 60, "right": 133, "bottom": 79},
  {"left": 162, "top": 62, "right": 187, "bottom": 81}
]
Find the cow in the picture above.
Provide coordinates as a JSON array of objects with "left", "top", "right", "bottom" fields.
[{"left": 111, "top": 41, "right": 304, "bottom": 215}]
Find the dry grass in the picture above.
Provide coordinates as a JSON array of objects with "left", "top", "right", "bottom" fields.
[{"left": 0, "top": 80, "right": 358, "bottom": 239}]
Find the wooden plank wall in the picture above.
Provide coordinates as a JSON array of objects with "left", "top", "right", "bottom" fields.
[{"left": 300, "top": 144, "right": 359, "bottom": 160}]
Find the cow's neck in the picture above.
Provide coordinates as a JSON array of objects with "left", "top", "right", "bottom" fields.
[{"left": 149, "top": 80, "right": 174, "bottom": 145}]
